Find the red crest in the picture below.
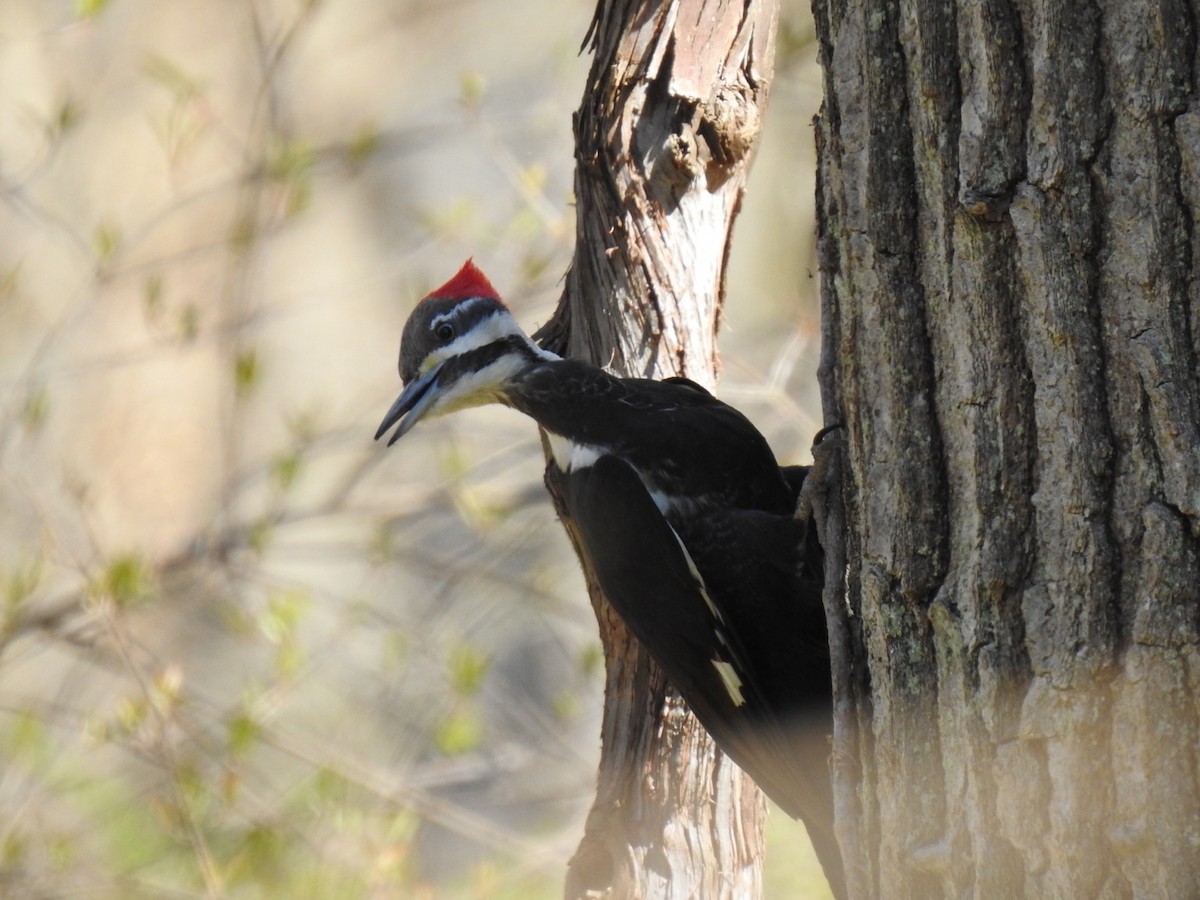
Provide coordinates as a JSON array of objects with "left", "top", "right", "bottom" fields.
[{"left": 423, "top": 259, "right": 501, "bottom": 303}]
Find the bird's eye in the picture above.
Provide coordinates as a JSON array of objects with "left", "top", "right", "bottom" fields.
[{"left": 434, "top": 322, "right": 455, "bottom": 342}]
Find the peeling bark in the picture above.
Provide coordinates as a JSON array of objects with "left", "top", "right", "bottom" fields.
[
  {"left": 534, "top": 1, "right": 781, "bottom": 898},
  {"left": 813, "top": 0, "right": 1200, "bottom": 896}
]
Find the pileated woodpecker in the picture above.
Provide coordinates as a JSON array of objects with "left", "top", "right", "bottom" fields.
[{"left": 375, "top": 260, "right": 842, "bottom": 897}]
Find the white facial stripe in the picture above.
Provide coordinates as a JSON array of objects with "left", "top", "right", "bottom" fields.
[
  {"left": 438, "top": 310, "right": 521, "bottom": 358},
  {"left": 712, "top": 658, "right": 746, "bottom": 706},
  {"left": 420, "top": 310, "right": 556, "bottom": 377},
  {"left": 545, "top": 433, "right": 604, "bottom": 472},
  {"left": 431, "top": 296, "right": 491, "bottom": 329},
  {"left": 430, "top": 352, "right": 527, "bottom": 416}
]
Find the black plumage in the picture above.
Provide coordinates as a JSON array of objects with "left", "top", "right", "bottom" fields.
[{"left": 375, "top": 261, "right": 843, "bottom": 897}]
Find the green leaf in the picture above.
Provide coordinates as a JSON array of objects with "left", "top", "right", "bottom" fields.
[
  {"left": 434, "top": 708, "right": 483, "bottom": 756},
  {"left": 151, "top": 665, "right": 184, "bottom": 713},
  {"left": 227, "top": 710, "right": 260, "bottom": 756},
  {"left": 178, "top": 303, "right": 200, "bottom": 342},
  {"left": 93, "top": 219, "right": 121, "bottom": 268},
  {"left": 459, "top": 71, "right": 487, "bottom": 109},
  {"left": 231, "top": 825, "right": 286, "bottom": 883},
  {"left": 142, "top": 53, "right": 202, "bottom": 100},
  {"left": 174, "top": 762, "right": 210, "bottom": 819},
  {"left": 3, "top": 556, "right": 44, "bottom": 612},
  {"left": 248, "top": 518, "right": 274, "bottom": 554},
  {"left": 5, "top": 710, "right": 49, "bottom": 764},
  {"left": 579, "top": 642, "right": 604, "bottom": 677},
  {"left": 258, "top": 591, "right": 311, "bottom": 644},
  {"left": 448, "top": 643, "right": 490, "bottom": 696},
  {"left": 49, "top": 98, "right": 83, "bottom": 138},
  {"left": 273, "top": 638, "right": 306, "bottom": 680},
  {"left": 21, "top": 385, "right": 49, "bottom": 430},
  {"left": 385, "top": 808, "right": 420, "bottom": 844},
  {"left": 265, "top": 138, "right": 315, "bottom": 216},
  {"left": 519, "top": 163, "right": 546, "bottom": 194},
  {"left": 95, "top": 553, "right": 152, "bottom": 607},
  {"left": 452, "top": 485, "right": 510, "bottom": 531},
  {"left": 439, "top": 442, "right": 472, "bottom": 480},
  {"left": 234, "top": 348, "right": 260, "bottom": 397},
  {"left": 1, "top": 830, "right": 27, "bottom": 870},
  {"left": 271, "top": 450, "right": 302, "bottom": 491},
  {"left": 229, "top": 212, "right": 258, "bottom": 252},
  {"left": 310, "top": 766, "right": 350, "bottom": 808},
  {"left": 143, "top": 273, "right": 164, "bottom": 321},
  {"left": 346, "top": 122, "right": 381, "bottom": 167},
  {"left": 115, "top": 696, "right": 148, "bottom": 734},
  {"left": 74, "top": 0, "right": 111, "bottom": 19},
  {"left": 266, "top": 137, "right": 314, "bottom": 182},
  {"left": 552, "top": 690, "right": 580, "bottom": 721},
  {"left": 45, "top": 833, "right": 75, "bottom": 870}
]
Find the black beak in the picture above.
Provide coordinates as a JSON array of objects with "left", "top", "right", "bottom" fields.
[{"left": 374, "top": 366, "right": 442, "bottom": 446}]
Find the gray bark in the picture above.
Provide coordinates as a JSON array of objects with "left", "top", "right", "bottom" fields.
[
  {"left": 813, "top": 0, "right": 1200, "bottom": 896},
  {"left": 534, "top": 1, "right": 780, "bottom": 897}
]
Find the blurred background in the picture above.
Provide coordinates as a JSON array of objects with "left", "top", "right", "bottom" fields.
[{"left": 0, "top": 0, "right": 822, "bottom": 896}]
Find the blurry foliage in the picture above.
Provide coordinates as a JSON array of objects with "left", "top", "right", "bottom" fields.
[
  {"left": 74, "top": 0, "right": 112, "bottom": 19},
  {"left": 51, "top": 96, "right": 85, "bottom": 137},
  {"left": 346, "top": 121, "right": 384, "bottom": 170},
  {"left": 91, "top": 553, "right": 154, "bottom": 608},
  {"left": 435, "top": 707, "right": 485, "bottom": 756},
  {"left": 0, "top": 1, "right": 601, "bottom": 895},
  {"left": 271, "top": 447, "right": 303, "bottom": 491},
  {"left": 265, "top": 136, "right": 317, "bottom": 217},
  {"left": 234, "top": 348, "right": 262, "bottom": 397},
  {"left": 3, "top": 557, "right": 44, "bottom": 619},
  {"left": 460, "top": 71, "right": 489, "bottom": 111},
  {"left": 0, "top": 0, "right": 822, "bottom": 897},
  {"left": 92, "top": 219, "right": 123, "bottom": 273},
  {"left": 448, "top": 643, "right": 491, "bottom": 697}
]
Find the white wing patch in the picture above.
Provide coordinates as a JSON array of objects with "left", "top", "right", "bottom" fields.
[
  {"left": 647, "top": 489, "right": 675, "bottom": 516},
  {"left": 557, "top": 451, "right": 752, "bottom": 710},
  {"left": 712, "top": 658, "right": 746, "bottom": 706},
  {"left": 545, "top": 432, "right": 603, "bottom": 472},
  {"left": 667, "top": 525, "right": 723, "bottom": 623},
  {"left": 667, "top": 523, "right": 749, "bottom": 707}
]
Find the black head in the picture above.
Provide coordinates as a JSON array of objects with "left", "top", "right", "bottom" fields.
[
  {"left": 375, "top": 261, "right": 552, "bottom": 445},
  {"left": 397, "top": 294, "right": 509, "bottom": 384}
]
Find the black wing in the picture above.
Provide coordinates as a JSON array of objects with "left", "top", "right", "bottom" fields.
[
  {"left": 516, "top": 363, "right": 794, "bottom": 514},
  {"left": 670, "top": 503, "right": 840, "bottom": 898},
  {"left": 554, "top": 454, "right": 843, "bottom": 897},
  {"left": 558, "top": 454, "right": 766, "bottom": 719}
]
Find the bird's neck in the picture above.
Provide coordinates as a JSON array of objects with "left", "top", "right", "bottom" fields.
[{"left": 504, "top": 357, "right": 623, "bottom": 455}]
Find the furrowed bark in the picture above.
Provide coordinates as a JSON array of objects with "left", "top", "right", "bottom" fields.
[{"left": 813, "top": 0, "right": 1200, "bottom": 896}]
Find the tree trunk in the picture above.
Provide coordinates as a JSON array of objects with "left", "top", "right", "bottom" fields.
[
  {"left": 813, "top": 0, "right": 1200, "bottom": 897},
  {"left": 533, "top": 1, "right": 780, "bottom": 897}
]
